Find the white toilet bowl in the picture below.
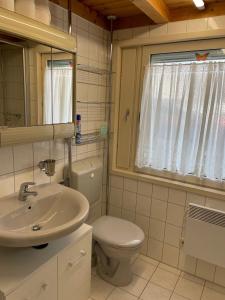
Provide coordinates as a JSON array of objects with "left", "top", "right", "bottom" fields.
[{"left": 92, "top": 216, "right": 145, "bottom": 286}]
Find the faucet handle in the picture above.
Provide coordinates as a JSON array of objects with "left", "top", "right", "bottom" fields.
[{"left": 20, "top": 182, "right": 36, "bottom": 191}]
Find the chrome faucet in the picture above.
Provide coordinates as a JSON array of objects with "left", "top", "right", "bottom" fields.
[{"left": 18, "top": 182, "right": 38, "bottom": 201}]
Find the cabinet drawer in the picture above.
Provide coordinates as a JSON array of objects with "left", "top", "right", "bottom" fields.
[
  {"left": 6, "top": 257, "right": 57, "bottom": 300},
  {"left": 58, "top": 232, "right": 92, "bottom": 300}
]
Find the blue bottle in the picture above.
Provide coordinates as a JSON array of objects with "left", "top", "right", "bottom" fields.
[{"left": 76, "top": 114, "right": 81, "bottom": 144}]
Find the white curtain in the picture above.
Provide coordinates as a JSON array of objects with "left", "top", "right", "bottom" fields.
[
  {"left": 44, "top": 66, "right": 72, "bottom": 124},
  {"left": 136, "top": 60, "right": 225, "bottom": 181}
]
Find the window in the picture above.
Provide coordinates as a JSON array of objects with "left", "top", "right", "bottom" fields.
[{"left": 136, "top": 49, "right": 225, "bottom": 182}]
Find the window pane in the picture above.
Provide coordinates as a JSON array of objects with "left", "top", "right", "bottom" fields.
[{"left": 136, "top": 49, "right": 225, "bottom": 181}]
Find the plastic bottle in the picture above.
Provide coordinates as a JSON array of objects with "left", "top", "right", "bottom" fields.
[{"left": 76, "top": 114, "right": 81, "bottom": 144}]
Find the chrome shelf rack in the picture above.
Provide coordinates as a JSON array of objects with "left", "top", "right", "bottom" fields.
[{"left": 72, "top": 132, "right": 106, "bottom": 146}]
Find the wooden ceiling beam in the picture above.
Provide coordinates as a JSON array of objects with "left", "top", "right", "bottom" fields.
[
  {"left": 130, "top": 0, "right": 170, "bottom": 23},
  {"left": 50, "top": 0, "right": 109, "bottom": 29}
]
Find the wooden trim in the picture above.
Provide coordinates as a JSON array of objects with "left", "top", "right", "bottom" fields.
[
  {"left": 130, "top": 0, "right": 170, "bottom": 23},
  {"left": 111, "top": 35, "right": 225, "bottom": 195},
  {"left": 50, "top": 0, "right": 109, "bottom": 29}
]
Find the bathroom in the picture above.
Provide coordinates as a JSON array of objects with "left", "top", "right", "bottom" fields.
[{"left": 0, "top": 0, "right": 224, "bottom": 299}]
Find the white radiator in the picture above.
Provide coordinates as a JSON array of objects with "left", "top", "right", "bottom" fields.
[{"left": 184, "top": 203, "right": 225, "bottom": 268}]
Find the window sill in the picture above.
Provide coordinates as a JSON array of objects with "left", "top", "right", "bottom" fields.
[{"left": 111, "top": 167, "right": 225, "bottom": 201}]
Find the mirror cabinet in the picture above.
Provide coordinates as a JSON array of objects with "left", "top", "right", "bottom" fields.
[{"left": 0, "top": 36, "right": 75, "bottom": 128}]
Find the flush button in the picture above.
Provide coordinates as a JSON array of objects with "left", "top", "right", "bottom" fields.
[{"left": 90, "top": 173, "right": 95, "bottom": 179}]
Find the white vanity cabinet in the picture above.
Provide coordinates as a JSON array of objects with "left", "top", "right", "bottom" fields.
[{"left": 0, "top": 224, "right": 92, "bottom": 300}]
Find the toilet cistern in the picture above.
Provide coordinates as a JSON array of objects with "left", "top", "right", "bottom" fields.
[{"left": 18, "top": 182, "right": 38, "bottom": 201}]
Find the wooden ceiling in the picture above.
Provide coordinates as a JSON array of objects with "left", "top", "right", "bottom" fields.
[{"left": 51, "top": 0, "right": 225, "bottom": 30}]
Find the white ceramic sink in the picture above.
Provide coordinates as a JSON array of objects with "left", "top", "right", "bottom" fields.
[{"left": 0, "top": 183, "right": 89, "bottom": 247}]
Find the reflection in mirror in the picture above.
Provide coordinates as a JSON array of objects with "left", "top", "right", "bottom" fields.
[
  {"left": 43, "top": 50, "right": 73, "bottom": 124},
  {"left": 0, "top": 41, "right": 25, "bottom": 127},
  {"left": 28, "top": 45, "right": 74, "bottom": 126}
]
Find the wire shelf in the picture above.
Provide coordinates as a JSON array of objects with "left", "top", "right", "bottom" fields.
[
  {"left": 72, "top": 132, "right": 107, "bottom": 146},
  {"left": 77, "top": 64, "right": 110, "bottom": 75}
]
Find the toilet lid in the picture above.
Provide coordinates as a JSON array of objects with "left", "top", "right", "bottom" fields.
[{"left": 92, "top": 216, "right": 145, "bottom": 248}]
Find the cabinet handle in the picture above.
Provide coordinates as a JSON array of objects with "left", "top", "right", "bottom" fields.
[
  {"left": 68, "top": 250, "right": 87, "bottom": 268},
  {"left": 23, "top": 282, "right": 48, "bottom": 300}
]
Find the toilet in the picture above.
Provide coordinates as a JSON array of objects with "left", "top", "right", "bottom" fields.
[
  {"left": 92, "top": 215, "right": 144, "bottom": 286},
  {"left": 68, "top": 157, "right": 145, "bottom": 286}
]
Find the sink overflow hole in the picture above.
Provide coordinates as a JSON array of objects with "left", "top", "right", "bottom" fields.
[{"left": 32, "top": 224, "right": 41, "bottom": 231}]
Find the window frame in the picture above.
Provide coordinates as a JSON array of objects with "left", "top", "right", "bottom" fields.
[{"left": 132, "top": 38, "right": 225, "bottom": 190}]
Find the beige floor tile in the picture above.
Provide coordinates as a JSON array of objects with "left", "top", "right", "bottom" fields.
[
  {"left": 132, "top": 256, "right": 157, "bottom": 280},
  {"left": 139, "top": 254, "right": 159, "bottom": 266},
  {"left": 158, "top": 263, "right": 181, "bottom": 275},
  {"left": 107, "top": 288, "right": 137, "bottom": 300},
  {"left": 201, "top": 287, "right": 225, "bottom": 300},
  {"left": 150, "top": 268, "right": 179, "bottom": 291},
  {"left": 174, "top": 274, "right": 204, "bottom": 300},
  {"left": 140, "top": 282, "right": 172, "bottom": 300},
  {"left": 122, "top": 274, "right": 148, "bottom": 297},
  {"left": 170, "top": 294, "right": 190, "bottom": 300},
  {"left": 91, "top": 276, "right": 115, "bottom": 300}
]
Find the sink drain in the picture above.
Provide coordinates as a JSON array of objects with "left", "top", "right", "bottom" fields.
[{"left": 32, "top": 224, "right": 41, "bottom": 231}]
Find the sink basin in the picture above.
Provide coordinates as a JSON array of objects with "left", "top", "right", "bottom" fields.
[{"left": 0, "top": 183, "right": 89, "bottom": 247}]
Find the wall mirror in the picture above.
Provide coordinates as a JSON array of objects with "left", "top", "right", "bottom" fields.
[{"left": 0, "top": 34, "right": 75, "bottom": 127}]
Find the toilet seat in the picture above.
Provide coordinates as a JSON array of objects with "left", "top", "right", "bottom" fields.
[{"left": 93, "top": 216, "right": 144, "bottom": 249}]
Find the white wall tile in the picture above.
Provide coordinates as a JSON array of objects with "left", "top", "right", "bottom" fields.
[
  {"left": 109, "top": 187, "right": 123, "bottom": 207},
  {"left": 124, "top": 178, "right": 138, "bottom": 192},
  {"left": 0, "top": 173, "right": 14, "bottom": 197},
  {"left": 110, "top": 175, "right": 123, "bottom": 189},
  {"left": 162, "top": 244, "right": 179, "bottom": 267},
  {"left": 123, "top": 191, "right": 137, "bottom": 211},
  {"left": 165, "top": 224, "right": 182, "bottom": 247},
  {"left": 206, "top": 197, "right": 225, "bottom": 212},
  {"left": 169, "top": 189, "right": 186, "bottom": 206},
  {"left": 137, "top": 181, "right": 152, "bottom": 197},
  {"left": 13, "top": 143, "right": 33, "bottom": 171},
  {"left": 122, "top": 209, "right": 135, "bottom": 222},
  {"left": 108, "top": 205, "right": 122, "bottom": 218},
  {"left": 148, "top": 238, "right": 163, "bottom": 261},
  {"left": 152, "top": 184, "right": 169, "bottom": 201},
  {"left": 167, "top": 203, "right": 185, "bottom": 227},
  {"left": 136, "top": 194, "right": 151, "bottom": 216},
  {"left": 0, "top": 146, "right": 14, "bottom": 175},
  {"left": 151, "top": 198, "right": 167, "bottom": 221},
  {"left": 149, "top": 218, "right": 165, "bottom": 241},
  {"left": 135, "top": 214, "right": 149, "bottom": 236}
]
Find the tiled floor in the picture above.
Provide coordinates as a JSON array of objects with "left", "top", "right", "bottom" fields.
[{"left": 90, "top": 255, "right": 225, "bottom": 300}]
